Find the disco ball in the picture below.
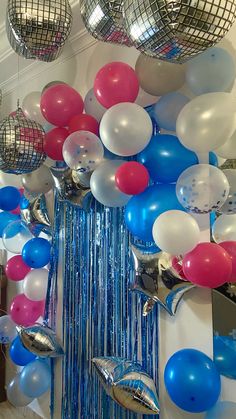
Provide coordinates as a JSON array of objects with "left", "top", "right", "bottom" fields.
[
  {"left": 6, "top": 0, "right": 72, "bottom": 62},
  {"left": 80, "top": 0, "right": 132, "bottom": 46},
  {"left": 0, "top": 108, "right": 46, "bottom": 174},
  {"left": 123, "top": 0, "right": 236, "bottom": 63}
]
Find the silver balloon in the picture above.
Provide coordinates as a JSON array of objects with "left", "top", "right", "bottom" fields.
[
  {"left": 17, "top": 324, "right": 64, "bottom": 358},
  {"left": 7, "top": 374, "right": 34, "bottom": 407},
  {"left": 131, "top": 246, "right": 195, "bottom": 316},
  {"left": 6, "top": 0, "right": 72, "bottom": 62},
  {"left": 22, "top": 165, "right": 54, "bottom": 194},
  {"left": 124, "top": 0, "right": 236, "bottom": 63},
  {"left": 93, "top": 357, "right": 160, "bottom": 415},
  {"left": 21, "top": 194, "right": 52, "bottom": 235},
  {"left": 0, "top": 108, "right": 46, "bottom": 174},
  {"left": 80, "top": 0, "right": 132, "bottom": 46}
]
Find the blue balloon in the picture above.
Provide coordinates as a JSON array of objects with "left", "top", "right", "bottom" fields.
[
  {"left": 205, "top": 401, "right": 236, "bottom": 419},
  {"left": 22, "top": 237, "right": 51, "bottom": 268},
  {"left": 0, "top": 186, "right": 21, "bottom": 211},
  {"left": 214, "top": 335, "right": 236, "bottom": 379},
  {"left": 137, "top": 134, "right": 198, "bottom": 183},
  {"left": 153, "top": 93, "right": 189, "bottom": 131},
  {"left": 0, "top": 212, "right": 20, "bottom": 237},
  {"left": 10, "top": 336, "right": 36, "bottom": 366},
  {"left": 164, "top": 349, "right": 221, "bottom": 413},
  {"left": 19, "top": 359, "right": 51, "bottom": 398},
  {"left": 209, "top": 152, "right": 218, "bottom": 167},
  {"left": 186, "top": 47, "right": 236, "bottom": 95},
  {"left": 125, "top": 184, "right": 184, "bottom": 242}
]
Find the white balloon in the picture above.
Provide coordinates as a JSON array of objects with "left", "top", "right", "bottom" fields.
[
  {"left": 176, "top": 93, "right": 236, "bottom": 152},
  {"left": 100, "top": 103, "right": 153, "bottom": 156},
  {"left": 84, "top": 88, "right": 106, "bottom": 122},
  {"left": 23, "top": 269, "right": 49, "bottom": 301},
  {"left": 22, "top": 91, "right": 47, "bottom": 125},
  {"left": 212, "top": 214, "right": 236, "bottom": 243},
  {"left": 152, "top": 210, "right": 200, "bottom": 255},
  {"left": 216, "top": 129, "right": 236, "bottom": 159},
  {"left": 0, "top": 172, "right": 22, "bottom": 188},
  {"left": 7, "top": 374, "right": 34, "bottom": 408},
  {"left": 219, "top": 170, "right": 236, "bottom": 214},
  {"left": 90, "top": 160, "right": 131, "bottom": 207}
]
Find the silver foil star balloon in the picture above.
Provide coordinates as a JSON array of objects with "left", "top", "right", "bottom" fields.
[
  {"left": 20, "top": 194, "right": 52, "bottom": 236},
  {"left": 16, "top": 324, "right": 64, "bottom": 358},
  {"left": 131, "top": 246, "right": 195, "bottom": 316},
  {"left": 6, "top": 0, "right": 72, "bottom": 62},
  {"left": 123, "top": 0, "right": 236, "bottom": 63},
  {"left": 93, "top": 357, "right": 159, "bottom": 415}
]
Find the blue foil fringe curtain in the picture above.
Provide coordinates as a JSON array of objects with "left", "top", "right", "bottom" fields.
[{"left": 46, "top": 197, "right": 159, "bottom": 419}]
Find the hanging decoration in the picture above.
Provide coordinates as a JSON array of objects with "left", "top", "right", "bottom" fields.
[
  {"left": 6, "top": 0, "right": 72, "bottom": 62},
  {"left": 20, "top": 194, "right": 51, "bottom": 232}
]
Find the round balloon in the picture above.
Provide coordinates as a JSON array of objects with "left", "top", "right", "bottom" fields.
[
  {"left": 3, "top": 220, "right": 33, "bottom": 254},
  {"left": 5, "top": 255, "right": 31, "bottom": 282},
  {"left": 176, "top": 164, "right": 229, "bottom": 214},
  {"left": 219, "top": 170, "right": 236, "bottom": 214},
  {"left": 68, "top": 114, "right": 99, "bottom": 136},
  {"left": 176, "top": 93, "right": 236, "bottom": 152},
  {"left": 138, "top": 134, "right": 198, "bottom": 183},
  {"left": 135, "top": 87, "right": 158, "bottom": 108},
  {"left": 10, "top": 336, "right": 36, "bottom": 366},
  {"left": 154, "top": 93, "right": 189, "bottom": 131},
  {"left": 100, "top": 103, "right": 152, "bottom": 156},
  {"left": 164, "top": 349, "right": 221, "bottom": 413},
  {"left": 0, "top": 212, "right": 20, "bottom": 238},
  {"left": 125, "top": 184, "right": 184, "bottom": 242},
  {"left": 205, "top": 401, "right": 236, "bottom": 419},
  {"left": 0, "top": 186, "right": 21, "bottom": 211},
  {"left": 214, "top": 335, "right": 236, "bottom": 380},
  {"left": 44, "top": 127, "right": 69, "bottom": 161},
  {"left": 22, "top": 91, "right": 47, "bottom": 125},
  {"left": 22, "top": 237, "right": 51, "bottom": 268},
  {"left": 10, "top": 294, "right": 44, "bottom": 327},
  {"left": 135, "top": 54, "right": 185, "bottom": 96},
  {"left": 84, "top": 88, "right": 106, "bottom": 122},
  {"left": 0, "top": 315, "right": 17, "bottom": 343},
  {"left": 90, "top": 160, "right": 131, "bottom": 207},
  {"left": 19, "top": 359, "right": 51, "bottom": 398},
  {"left": 21, "top": 165, "right": 54, "bottom": 194},
  {"left": 212, "top": 214, "right": 236, "bottom": 243},
  {"left": 63, "top": 131, "right": 104, "bottom": 172},
  {"left": 152, "top": 210, "right": 200, "bottom": 255},
  {"left": 186, "top": 47, "right": 236, "bottom": 95},
  {"left": 94, "top": 62, "right": 139, "bottom": 108},
  {"left": 23, "top": 268, "right": 49, "bottom": 301},
  {"left": 219, "top": 241, "right": 236, "bottom": 281},
  {"left": 7, "top": 374, "right": 34, "bottom": 407},
  {"left": 115, "top": 162, "right": 149, "bottom": 195},
  {"left": 0, "top": 172, "right": 22, "bottom": 188},
  {"left": 183, "top": 242, "right": 232, "bottom": 288},
  {"left": 40, "top": 84, "right": 84, "bottom": 127},
  {"left": 216, "top": 129, "right": 236, "bottom": 159},
  {"left": 42, "top": 81, "right": 66, "bottom": 95}
]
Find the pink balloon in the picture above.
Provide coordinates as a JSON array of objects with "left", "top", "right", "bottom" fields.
[
  {"left": 40, "top": 84, "right": 84, "bottom": 127},
  {"left": 5, "top": 255, "right": 31, "bottom": 282},
  {"left": 11, "top": 188, "right": 24, "bottom": 215},
  {"left": 10, "top": 294, "right": 45, "bottom": 327},
  {"left": 183, "top": 242, "right": 232, "bottom": 288},
  {"left": 219, "top": 241, "right": 236, "bottom": 282},
  {"left": 94, "top": 62, "right": 139, "bottom": 108}
]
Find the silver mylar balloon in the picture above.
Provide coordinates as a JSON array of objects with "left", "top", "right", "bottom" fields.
[
  {"left": 21, "top": 194, "right": 52, "bottom": 235},
  {"left": 17, "top": 324, "right": 64, "bottom": 358},
  {"left": 131, "top": 246, "right": 195, "bottom": 316},
  {"left": 93, "top": 357, "right": 160, "bottom": 415},
  {"left": 0, "top": 108, "right": 46, "bottom": 174},
  {"left": 7, "top": 0, "right": 72, "bottom": 62},
  {"left": 80, "top": 0, "right": 132, "bottom": 46},
  {"left": 123, "top": 0, "right": 236, "bottom": 63}
]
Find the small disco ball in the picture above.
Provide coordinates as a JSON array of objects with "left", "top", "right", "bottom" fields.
[
  {"left": 6, "top": 0, "right": 72, "bottom": 62},
  {"left": 0, "top": 108, "right": 46, "bottom": 174},
  {"left": 123, "top": 0, "right": 236, "bottom": 63},
  {"left": 80, "top": 0, "right": 132, "bottom": 46}
]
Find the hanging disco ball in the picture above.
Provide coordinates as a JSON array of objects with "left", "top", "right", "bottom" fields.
[
  {"left": 123, "top": 0, "right": 236, "bottom": 63},
  {"left": 80, "top": 0, "right": 132, "bottom": 46},
  {"left": 0, "top": 108, "right": 46, "bottom": 174},
  {"left": 6, "top": 0, "right": 72, "bottom": 62}
]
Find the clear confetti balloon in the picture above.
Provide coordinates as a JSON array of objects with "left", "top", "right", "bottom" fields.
[
  {"left": 212, "top": 214, "right": 236, "bottom": 243},
  {"left": 84, "top": 88, "right": 106, "bottom": 122},
  {"left": 219, "top": 169, "right": 236, "bottom": 214},
  {"left": 7, "top": 374, "right": 34, "bottom": 407},
  {"left": 62, "top": 131, "right": 104, "bottom": 172},
  {"left": 2, "top": 220, "right": 33, "bottom": 254},
  {"left": 0, "top": 315, "right": 17, "bottom": 344},
  {"left": 176, "top": 164, "right": 229, "bottom": 214}
]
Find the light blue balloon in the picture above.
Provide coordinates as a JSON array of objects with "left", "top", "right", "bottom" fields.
[
  {"left": 19, "top": 359, "right": 51, "bottom": 398},
  {"left": 205, "top": 401, "right": 236, "bottom": 419},
  {"left": 214, "top": 335, "right": 236, "bottom": 379},
  {"left": 186, "top": 47, "right": 236, "bottom": 95},
  {"left": 153, "top": 93, "right": 189, "bottom": 131}
]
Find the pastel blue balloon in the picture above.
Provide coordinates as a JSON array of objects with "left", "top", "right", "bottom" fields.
[
  {"left": 137, "top": 134, "right": 198, "bottom": 183},
  {"left": 164, "top": 349, "right": 221, "bottom": 413},
  {"left": 214, "top": 335, "right": 236, "bottom": 379},
  {"left": 125, "top": 184, "right": 184, "bottom": 242},
  {"left": 153, "top": 93, "right": 189, "bottom": 131},
  {"left": 0, "top": 186, "right": 21, "bottom": 211},
  {"left": 186, "top": 47, "right": 236, "bottom": 95},
  {"left": 0, "top": 212, "right": 20, "bottom": 237},
  {"left": 205, "top": 401, "right": 236, "bottom": 419},
  {"left": 10, "top": 336, "right": 36, "bottom": 366},
  {"left": 19, "top": 359, "right": 51, "bottom": 398},
  {"left": 22, "top": 237, "right": 51, "bottom": 268}
]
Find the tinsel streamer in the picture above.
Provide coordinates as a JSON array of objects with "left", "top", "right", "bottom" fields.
[{"left": 53, "top": 199, "right": 159, "bottom": 419}]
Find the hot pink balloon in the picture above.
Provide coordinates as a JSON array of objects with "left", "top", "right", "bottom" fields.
[
  {"left": 11, "top": 188, "right": 24, "bottom": 215},
  {"left": 10, "top": 294, "right": 45, "bottom": 327},
  {"left": 94, "top": 62, "right": 139, "bottom": 108},
  {"left": 5, "top": 255, "right": 31, "bottom": 282},
  {"left": 40, "top": 84, "right": 84, "bottom": 127},
  {"left": 183, "top": 242, "right": 232, "bottom": 288},
  {"left": 219, "top": 241, "right": 236, "bottom": 282}
]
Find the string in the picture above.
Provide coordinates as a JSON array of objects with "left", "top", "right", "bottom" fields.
[{"left": 17, "top": 55, "right": 20, "bottom": 108}]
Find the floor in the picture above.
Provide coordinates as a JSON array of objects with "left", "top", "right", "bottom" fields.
[{"left": 0, "top": 402, "right": 40, "bottom": 418}]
